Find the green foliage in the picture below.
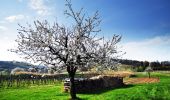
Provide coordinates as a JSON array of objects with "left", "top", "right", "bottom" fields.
[{"left": 133, "top": 66, "right": 146, "bottom": 72}]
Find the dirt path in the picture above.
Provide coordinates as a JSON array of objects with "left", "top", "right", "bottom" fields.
[{"left": 124, "top": 77, "right": 159, "bottom": 84}]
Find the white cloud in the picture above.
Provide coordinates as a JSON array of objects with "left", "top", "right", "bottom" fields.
[
  {"left": 0, "top": 20, "right": 6, "bottom": 24},
  {"left": 0, "top": 26, "right": 7, "bottom": 31},
  {"left": 129, "top": 36, "right": 170, "bottom": 46},
  {"left": 17, "top": 0, "right": 23, "bottom": 2},
  {"left": 29, "top": 0, "right": 51, "bottom": 16},
  {"left": 5, "top": 15, "right": 26, "bottom": 23},
  {"left": 0, "top": 37, "right": 24, "bottom": 61},
  {"left": 122, "top": 35, "right": 170, "bottom": 61}
]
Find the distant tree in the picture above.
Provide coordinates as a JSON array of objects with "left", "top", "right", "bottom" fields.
[
  {"left": 156, "top": 61, "right": 161, "bottom": 70},
  {"left": 145, "top": 67, "right": 153, "bottom": 78},
  {"left": 150, "top": 62, "right": 156, "bottom": 69},
  {"left": 161, "top": 61, "right": 170, "bottom": 70},
  {"left": 140, "top": 61, "right": 144, "bottom": 67},
  {"left": 150, "top": 61, "right": 161, "bottom": 70},
  {"left": 161, "top": 62, "right": 165, "bottom": 68},
  {"left": 12, "top": 0, "right": 122, "bottom": 99},
  {"left": 143, "top": 61, "right": 149, "bottom": 67}
]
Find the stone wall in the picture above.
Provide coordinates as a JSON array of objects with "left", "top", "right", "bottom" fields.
[{"left": 64, "top": 75, "right": 124, "bottom": 93}]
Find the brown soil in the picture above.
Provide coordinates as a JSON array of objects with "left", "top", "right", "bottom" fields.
[
  {"left": 124, "top": 77, "right": 160, "bottom": 84},
  {"left": 103, "top": 71, "right": 135, "bottom": 78}
]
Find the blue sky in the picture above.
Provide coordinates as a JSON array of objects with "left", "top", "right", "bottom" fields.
[{"left": 0, "top": 0, "right": 170, "bottom": 62}]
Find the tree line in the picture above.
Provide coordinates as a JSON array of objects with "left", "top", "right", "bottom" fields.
[{"left": 118, "top": 59, "right": 170, "bottom": 71}]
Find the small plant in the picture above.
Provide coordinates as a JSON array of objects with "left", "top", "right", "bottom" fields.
[{"left": 145, "top": 67, "right": 153, "bottom": 78}]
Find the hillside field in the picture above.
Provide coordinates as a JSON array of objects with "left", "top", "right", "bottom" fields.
[{"left": 0, "top": 72, "right": 170, "bottom": 100}]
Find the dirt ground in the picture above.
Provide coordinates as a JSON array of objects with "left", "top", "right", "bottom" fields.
[
  {"left": 124, "top": 77, "right": 160, "bottom": 84},
  {"left": 100, "top": 71, "right": 135, "bottom": 78}
]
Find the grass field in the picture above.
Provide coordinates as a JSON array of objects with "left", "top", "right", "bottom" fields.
[{"left": 0, "top": 72, "right": 170, "bottom": 100}]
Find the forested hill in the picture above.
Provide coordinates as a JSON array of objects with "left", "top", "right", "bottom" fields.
[
  {"left": 0, "top": 61, "right": 33, "bottom": 71},
  {"left": 1, "top": 59, "right": 170, "bottom": 72},
  {"left": 117, "top": 59, "right": 170, "bottom": 67}
]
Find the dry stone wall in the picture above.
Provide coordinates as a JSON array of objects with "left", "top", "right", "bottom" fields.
[{"left": 64, "top": 75, "right": 124, "bottom": 93}]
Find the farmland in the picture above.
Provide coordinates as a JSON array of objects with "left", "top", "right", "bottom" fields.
[{"left": 0, "top": 72, "right": 170, "bottom": 100}]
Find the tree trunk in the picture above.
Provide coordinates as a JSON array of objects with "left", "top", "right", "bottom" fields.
[
  {"left": 148, "top": 72, "right": 150, "bottom": 78},
  {"left": 67, "top": 66, "right": 77, "bottom": 100},
  {"left": 70, "top": 73, "right": 76, "bottom": 99}
]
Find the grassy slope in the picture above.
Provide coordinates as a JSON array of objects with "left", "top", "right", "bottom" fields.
[{"left": 0, "top": 72, "right": 170, "bottom": 100}]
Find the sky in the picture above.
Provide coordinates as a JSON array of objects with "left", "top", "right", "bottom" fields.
[{"left": 0, "top": 0, "right": 170, "bottom": 62}]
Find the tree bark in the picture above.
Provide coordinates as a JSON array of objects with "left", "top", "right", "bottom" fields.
[
  {"left": 70, "top": 73, "right": 76, "bottom": 99},
  {"left": 67, "top": 66, "right": 77, "bottom": 100}
]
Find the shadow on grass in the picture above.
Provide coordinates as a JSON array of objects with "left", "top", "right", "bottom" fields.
[
  {"left": 56, "top": 92, "right": 68, "bottom": 96},
  {"left": 77, "top": 84, "right": 134, "bottom": 94},
  {"left": 68, "top": 97, "right": 87, "bottom": 100},
  {"left": 55, "top": 85, "right": 134, "bottom": 100}
]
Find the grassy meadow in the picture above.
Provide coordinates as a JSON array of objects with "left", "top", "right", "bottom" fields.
[{"left": 0, "top": 72, "right": 170, "bottom": 100}]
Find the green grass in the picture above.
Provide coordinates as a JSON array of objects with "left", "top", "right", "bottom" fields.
[{"left": 0, "top": 72, "right": 170, "bottom": 100}]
